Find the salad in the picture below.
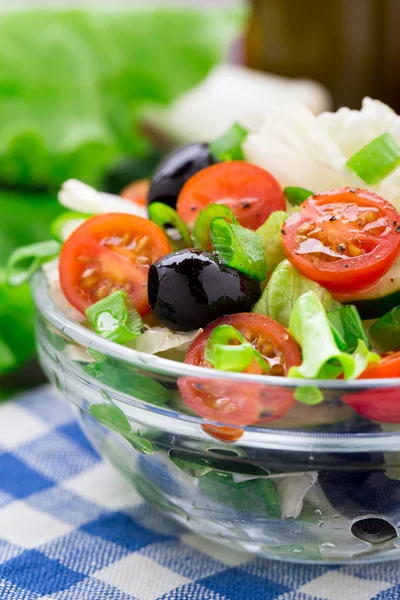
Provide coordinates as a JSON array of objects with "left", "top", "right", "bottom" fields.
[{"left": 8, "top": 98, "right": 400, "bottom": 432}]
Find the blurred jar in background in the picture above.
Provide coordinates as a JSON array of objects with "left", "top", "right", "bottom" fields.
[{"left": 246, "top": 0, "right": 400, "bottom": 111}]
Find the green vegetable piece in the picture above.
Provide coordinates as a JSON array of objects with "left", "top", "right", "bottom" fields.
[
  {"left": 192, "top": 203, "right": 237, "bottom": 250},
  {"left": 85, "top": 291, "right": 144, "bottom": 345},
  {"left": 170, "top": 456, "right": 213, "bottom": 478},
  {"left": 327, "top": 305, "right": 371, "bottom": 353},
  {"left": 294, "top": 386, "right": 324, "bottom": 405},
  {"left": 210, "top": 217, "right": 267, "bottom": 281},
  {"left": 199, "top": 471, "right": 279, "bottom": 517},
  {"left": 369, "top": 306, "right": 400, "bottom": 351},
  {"left": 5, "top": 240, "right": 60, "bottom": 287},
  {"left": 346, "top": 132, "right": 400, "bottom": 185},
  {"left": 253, "top": 259, "right": 341, "bottom": 328},
  {"left": 50, "top": 211, "right": 88, "bottom": 242},
  {"left": 0, "top": 337, "right": 16, "bottom": 372},
  {"left": 288, "top": 291, "right": 380, "bottom": 380},
  {"left": 210, "top": 122, "right": 248, "bottom": 161},
  {"left": 148, "top": 202, "right": 191, "bottom": 251},
  {"left": 0, "top": 269, "right": 36, "bottom": 375},
  {"left": 284, "top": 187, "right": 314, "bottom": 206},
  {"left": 84, "top": 360, "right": 171, "bottom": 406},
  {"left": 90, "top": 391, "right": 154, "bottom": 454},
  {"left": 205, "top": 324, "right": 270, "bottom": 373},
  {"left": 91, "top": 395, "right": 130, "bottom": 433},
  {"left": 0, "top": 9, "right": 242, "bottom": 189},
  {"left": 256, "top": 210, "right": 288, "bottom": 272},
  {"left": 125, "top": 432, "right": 154, "bottom": 455}
]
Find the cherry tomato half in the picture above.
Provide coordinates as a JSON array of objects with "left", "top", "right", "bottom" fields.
[
  {"left": 281, "top": 188, "right": 400, "bottom": 292},
  {"left": 121, "top": 179, "right": 149, "bottom": 207},
  {"left": 176, "top": 161, "right": 285, "bottom": 230},
  {"left": 178, "top": 313, "right": 301, "bottom": 426},
  {"left": 359, "top": 351, "right": 400, "bottom": 379},
  {"left": 342, "top": 352, "right": 400, "bottom": 423},
  {"left": 59, "top": 213, "right": 171, "bottom": 316}
]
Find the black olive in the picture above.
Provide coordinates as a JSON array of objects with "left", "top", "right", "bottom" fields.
[
  {"left": 147, "top": 143, "right": 217, "bottom": 209},
  {"left": 148, "top": 249, "right": 261, "bottom": 332},
  {"left": 101, "top": 150, "right": 164, "bottom": 194}
]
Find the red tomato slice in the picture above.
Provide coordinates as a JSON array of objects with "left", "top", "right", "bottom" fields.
[
  {"left": 342, "top": 387, "right": 400, "bottom": 423},
  {"left": 121, "top": 179, "right": 149, "bottom": 207},
  {"left": 201, "top": 424, "right": 244, "bottom": 442},
  {"left": 176, "top": 161, "right": 284, "bottom": 230},
  {"left": 342, "top": 352, "right": 400, "bottom": 423},
  {"left": 281, "top": 187, "right": 400, "bottom": 292},
  {"left": 59, "top": 213, "right": 171, "bottom": 316},
  {"left": 359, "top": 351, "right": 400, "bottom": 379},
  {"left": 178, "top": 313, "right": 301, "bottom": 426}
]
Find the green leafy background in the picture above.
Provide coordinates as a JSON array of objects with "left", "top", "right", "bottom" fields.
[{"left": 0, "top": 7, "right": 243, "bottom": 380}]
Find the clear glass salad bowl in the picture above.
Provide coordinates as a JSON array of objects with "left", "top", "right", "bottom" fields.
[{"left": 32, "top": 270, "right": 400, "bottom": 564}]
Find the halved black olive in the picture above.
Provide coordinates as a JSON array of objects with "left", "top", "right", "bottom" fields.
[
  {"left": 147, "top": 143, "right": 217, "bottom": 208},
  {"left": 148, "top": 249, "right": 261, "bottom": 332}
]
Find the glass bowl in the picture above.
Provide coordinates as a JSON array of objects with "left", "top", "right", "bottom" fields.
[{"left": 32, "top": 270, "right": 400, "bottom": 564}]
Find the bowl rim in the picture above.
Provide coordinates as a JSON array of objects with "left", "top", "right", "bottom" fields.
[
  {"left": 31, "top": 269, "right": 400, "bottom": 450},
  {"left": 32, "top": 269, "right": 400, "bottom": 391}
]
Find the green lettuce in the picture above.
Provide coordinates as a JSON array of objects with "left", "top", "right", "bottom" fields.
[
  {"left": 288, "top": 291, "right": 380, "bottom": 380},
  {"left": 253, "top": 260, "right": 341, "bottom": 328},
  {"left": 256, "top": 211, "right": 288, "bottom": 273},
  {"left": 0, "top": 8, "right": 243, "bottom": 189},
  {"left": 0, "top": 7, "right": 243, "bottom": 378},
  {"left": 0, "top": 269, "right": 35, "bottom": 375}
]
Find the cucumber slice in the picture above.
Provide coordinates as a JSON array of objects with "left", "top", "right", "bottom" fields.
[{"left": 337, "top": 258, "right": 400, "bottom": 320}]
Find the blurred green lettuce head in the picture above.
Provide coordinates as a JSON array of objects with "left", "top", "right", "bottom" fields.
[{"left": 0, "top": 6, "right": 243, "bottom": 189}]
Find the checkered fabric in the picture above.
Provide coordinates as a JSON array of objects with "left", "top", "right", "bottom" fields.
[{"left": 0, "top": 385, "right": 399, "bottom": 600}]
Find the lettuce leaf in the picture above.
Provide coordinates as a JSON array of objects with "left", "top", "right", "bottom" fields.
[
  {"left": 253, "top": 259, "right": 340, "bottom": 328},
  {"left": 0, "top": 8, "right": 243, "bottom": 189},
  {"left": 288, "top": 291, "right": 380, "bottom": 380},
  {"left": 256, "top": 210, "right": 288, "bottom": 273},
  {"left": 0, "top": 6, "right": 242, "bottom": 378},
  {"left": 0, "top": 269, "right": 35, "bottom": 375}
]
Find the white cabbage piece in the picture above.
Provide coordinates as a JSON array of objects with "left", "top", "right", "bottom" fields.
[
  {"left": 58, "top": 179, "right": 148, "bottom": 218},
  {"left": 131, "top": 326, "right": 201, "bottom": 355},
  {"left": 244, "top": 97, "right": 400, "bottom": 210},
  {"left": 276, "top": 471, "right": 318, "bottom": 519},
  {"left": 42, "top": 259, "right": 86, "bottom": 323},
  {"left": 142, "top": 64, "right": 332, "bottom": 143}
]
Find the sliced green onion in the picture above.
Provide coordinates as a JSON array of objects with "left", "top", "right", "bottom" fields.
[
  {"left": 327, "top": 305, "right": 371, "bottom": 353},
  {"left": 210, "top": 122, "right": 248, "bottom": 162},
  {"left": 85, "top": 291, "right": 144, "bottom": 345},
  {"left": 5, "top": 240, "right": 60, "bottom": 287},
  {"left": 148, "top": 202, "right": 191, "bottom": 250},
  {"left": 369, "top": 306, "right": 400, "bottom": 351},
  {"left": 205, "top": 324, "right": 270, "bottom": 373},
  {"left": 283, "top": 187, "right": 314, "bottom": 206},
  {"left": 346, "top": 132, "right": 400, "bottom": 185},
  {"left": 50, "top": 211, "right": 89, "bottom": 242},
  {"left": 210, "top": 217, "right": 266, "bottom": 282},
  {"left": 294, "top": 386, "right": 323, "bottom": 405},
  {"left": 192, "top": 203, "right": 237, "bottom": 250}
]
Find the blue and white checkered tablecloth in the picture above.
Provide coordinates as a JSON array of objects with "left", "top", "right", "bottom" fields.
[{"left": 0, "top": 385, "right": 400, "bottom": 600}]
